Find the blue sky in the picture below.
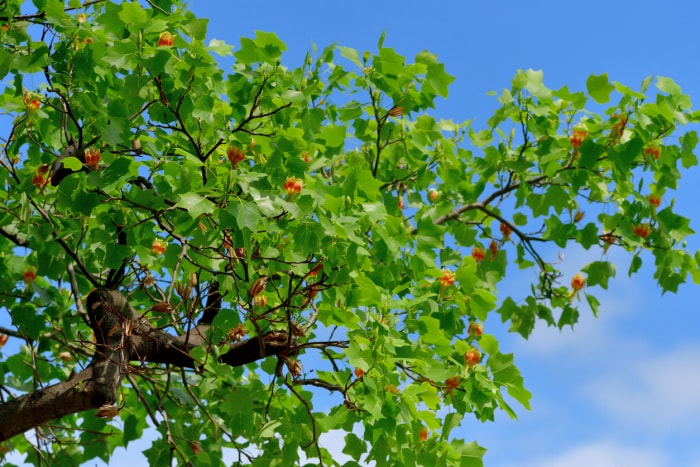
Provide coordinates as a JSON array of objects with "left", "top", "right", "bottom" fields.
[
  {"left": 4, "top": 1, "right": 700, "bottom": 466},
  {"left": 188, "top": 1, "right": 700, "bottom": 466}
]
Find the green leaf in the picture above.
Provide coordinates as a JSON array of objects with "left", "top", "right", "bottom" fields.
[
  {"left": 227, "top": 200, "right": 261, "bottom": 232},
  {"left": 459, "top": 441, "right": 487, "bottom": 467},
  {"left": 425, "top": 62, "right": 455, "bottom": 98},
  {"left": 585, "top": 293, "right": 601, "bottom": 317},
  {"left": 118, "top": 2, "right": 148, "bottom": 26},
  {"left": 417, "top": 315, "right": 450, "bottom": 347},
  {"left": 656, "top": 76, "right": 682, "bottom": 95},
  {"left": 123, "top": 414, "right": 145, "bottom": 446},
  {"left": 2, "top": 3, "right": 699, "bottom": 464},
  {"left": 523, "top": 69, "right": 549, "bottom": 99},
  {"left": 343, "top": 432, "right": 366, "bottom": 461},
  {"left": 468, "top": 289, "right": 497, "bottom": 321},
  {"left": 61, "top": 156, "right": 83, "bottom": 171},
  {"left": 479, "top": 334, "right": 499, "bottom": 354},
  {"left": 209, "top": 39, "right": 234, "bottom": 56},
  {"left": 178, "top": 193, "right": 214, "bottom": 218},
  {"left": 337, "top": 45, "right": 362, "bottom": 67},
  {"left": 259, "top": 420, "right": 283, "bottom": 438},
  {"left": 441, "top": 412, "right": 462, "bottom": 441},
  {"left": 281, "top": 89, "right": 305, "bottom": 103},
  {"left": 235, "top": 30, "right": 286, "bottom": 63},
  {"left": 0, "top": 47, "right": 12, "bottom": 80},
  {"left": 553, "top": 85, "right": 587, "bottom": 108},
  {"left": 583, "top": 261, "right": 616, "bottom": 289},
  {"left": 629, "top": 254, "right": 642, "bottom": 276},
  {"left": 43, "top": 0, "right": 70, "bottom": 26},
  {"left": 181, "top": 17, "right": 208, "bottom": 40},
  {"left": 320, "top": 124, "right": 346, "bottom": 148},
  {"left": 586, "top": 73, "right": 615, "bottom": 103}
]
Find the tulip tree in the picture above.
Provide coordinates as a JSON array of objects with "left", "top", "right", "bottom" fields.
[{"left": 0, "top": 1, "right": 698, "bottom": 466}]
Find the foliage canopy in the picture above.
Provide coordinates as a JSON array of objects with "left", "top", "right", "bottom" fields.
[{"left": 0, "top": 1, "right": 698, "bottom": 466}]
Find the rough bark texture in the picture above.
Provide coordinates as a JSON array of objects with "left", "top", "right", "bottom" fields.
[{"left": 0, "top": 288, "right": 288, "bottom": 442}]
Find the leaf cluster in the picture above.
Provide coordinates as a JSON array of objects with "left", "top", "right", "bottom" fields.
[{"left": 0, "top": 2, "right": 698, "bottom": 466}]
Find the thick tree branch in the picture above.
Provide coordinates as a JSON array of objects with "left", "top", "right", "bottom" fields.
[
  {"left": 0, "top": 288, "right": 289, "bottom": 442},
  {"left": 0, "top": 365, "right": 106, "bottom": 441}
]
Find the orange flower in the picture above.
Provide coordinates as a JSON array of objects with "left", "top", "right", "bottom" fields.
[
  {"left": 444, "top": 376, "right": 460, "bottom": 393},
  {"left": 464, "top": 347, "right": 481, "bottom": 367},
  {"left": 574, "top": 210, "right": 585, "bottom": 222},
  {"left": 644, "top": 146, "right": 660, "bottom": 160},
  {"left": 632, "top": 223, "right": 652, "bottom": 239},
  {"left": 468, "top": 322, "right": 484, "bottom": 337},
  {"left": 354, "top": 367, "right": 364, "bottom": 379},
  {"left": 438, "top": 269, "right": 456, "bottom": 287},
  {"left": 24, "top": 93, "right": 41, "bottom": 111},
  {"left": 306, "top": 284, "right": 321, "bottom": 299},
  {"left": 27, "top": 98, "right": 41, "bottom": 111},
  {"left": 428, "top": 189, "right": 440, "bottom": 202},
  {"left": 384, "top": 384, "right": 399, "bottom": 395},
  {"left": 610, "top": 114, "right": 628, "bottom": 140},
  {"left": 157, "top": 31, "right": 174, "bottom": 47},
  {"left": 227, "top": 146, "right": 245, "bottom": 167},
  {"left": 419, "top": 426, "right": 429, "bottom": 442},
  {"left": 253, "top": 295, "right": 267, "bottom": 307},
  {"left": 471, "top": 245, "right": 486, "bottom": 262},
  {"left": 647, "top": 194, "right": 661, "bottom": 208},
  {"left": 85, "top": 148, "right": 100, "bottom": 170},
  {"left": 308, "top": 262, "right": 323, "bottom": 277},
  {"left": 499, "top": 222, "right": 512, "bottom": 240},
  {"left": 569, "top": 128, "right": 587, "bottom": 149},
  {"left": 571, "top": 273, "right": 586, "bottom": 291},
  {"left": 283, "top": 176, "right": 303, "bottom": 195},
  {"left": 77, "top": 13, "right": 86, "bottom": 23},
  {"left": 23, "top": 269, "right": 36, "bottom": 284},
  {"left": 189, "top": 441, "right": 203, "bottom": 456},
  {"left": 488, "top": 239, "right": 498, "bottom": 259},
  {"left": 0, "top": 334, "right": 8, "bottom": 349},
  {"left": 601, "top": 232, "right": 616, "bottom": 245},
  {"left": 32, "top": 171, "right": 49, "bottom": 189},
  {"left": 151, "top": 239, "right": 167, "bottom": 255}
]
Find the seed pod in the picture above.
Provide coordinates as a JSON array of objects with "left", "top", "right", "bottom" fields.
[
  {"left": 286, "top": 358, "right": 302, "bottom": 377},
  {"left": 95, "top": 404, "right": 119, "bottom": 419},
  {"left": 387, "top": 106, "right": 404, "bottom": 117},
  {"left": 249, "top": 276, "right": 268, "bottom": 299},
  {"left": 151, "top": 301, "right": 172, "bottom": 313}
]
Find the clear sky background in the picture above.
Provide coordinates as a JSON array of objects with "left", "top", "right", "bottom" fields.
[
  {"left": 5, "top": 1, "right": 700, "bottom": 466},
  {"left": 188, "top": 1, "right": 700, "bottom": 466}
]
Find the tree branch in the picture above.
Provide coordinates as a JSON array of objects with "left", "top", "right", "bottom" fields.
[{"left": 0, "top": 288, "right": 290, "bottom": 442}]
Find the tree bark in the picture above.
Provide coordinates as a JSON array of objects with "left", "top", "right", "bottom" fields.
[{"left": 0, "top": 288, "right": 289, "bottom": 442}]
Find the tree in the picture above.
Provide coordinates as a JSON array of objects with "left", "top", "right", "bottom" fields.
[{"left": 0, "top": 1, "right": 697, "bottom": 465}]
